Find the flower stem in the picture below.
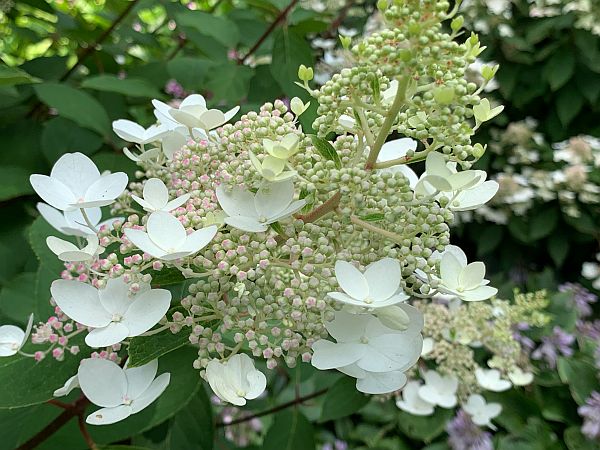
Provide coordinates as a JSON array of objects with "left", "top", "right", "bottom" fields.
[
  {"left": 350, "top": 215, "right": 403, "bottom": 242},
  {"left": 80, "top": 208, "right": 98, "bottom": 234},
  {"left": 365, "top": 75, "right": 410, "bottom": 170},
  {"left": 296, "top": 191, "right": 341, "bottom": 223}
]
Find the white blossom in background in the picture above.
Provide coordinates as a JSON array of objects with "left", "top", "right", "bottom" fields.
[
  {"left": 131, "top": 178, "right": 190, "bottom": 212},
  {"left": 30, "top": 152, "right": 128, "bottom": 211},
  {"left": 396, "top": 380, "right": 435, "bottom": 416},
  {"left": 37, "top": 203, "right": 121, "bottom": 237},
  {"left": 50, "top": 277, "right": 171, "bottom": 347},
  {"left": 205, "top": 353, "right": 267, "bottom": 406},
  {"left": 415, "top": 152, "right": 499, "bottom": 211},
  {"left": 124, "top": 211, "right": 217, "bottom": 261},
  {"left": 46, "top": 234, "right": 101, "bottom": 262},
  {"left": 112, "top": 119, "right": 169, "bottom": 145},
  {"left": 475, "top": 368, "right": 511, "bottom": 392},
  {"left": 418, "top": 370, "right": 459, "bottom": 408},
  {"left": 78, "top": 358, "right": 170, "bottom": 425},
  {"left": 508, "top": 368, "right": 534, "bottom": 386},
  {"left": 154, "top": 94, "right": 239, "bottom": 132},
  {"left": 328, "top": 258, "right": 410, "bottom": 308},
  {"left": 0, "top": 314, "right": 33, "bottom": 357},
  {"left": 216, "top": 180, "right": 305, "bottom": 233},
  {"left": 582, "top": 254, "right": 600, "bottom": 290},
  {"left": 311, "top": 306, "right": 423, "bottom": 394},
  {"left": 436, "top": 245, "right": 498, "bottom": 301},
  {"left": 463, "top": 394, "right": 502, "bottom": 429}
]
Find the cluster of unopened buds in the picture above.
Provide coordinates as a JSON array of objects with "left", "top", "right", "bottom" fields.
[{"left": 1, "top": 0, "right": 507, "bottom": 427}]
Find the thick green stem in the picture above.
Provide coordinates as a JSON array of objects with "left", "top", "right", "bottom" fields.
[
  {"left": 350, "top": 215, "right": 403, "bottom": 242},
  {"left": 365, "top": 75, "right": 410, "bottom": 170}
]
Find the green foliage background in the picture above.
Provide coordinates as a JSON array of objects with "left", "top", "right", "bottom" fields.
[{"left": 0, "top": 0, "right": 599, "bottom": 449}]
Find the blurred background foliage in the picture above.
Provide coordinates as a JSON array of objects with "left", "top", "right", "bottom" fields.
[{"left": 1, "top": 0, "right": 599, "bottom": 449}]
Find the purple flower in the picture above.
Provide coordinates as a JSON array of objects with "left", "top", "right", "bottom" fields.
[
  {"left": 532, "top": 326, "right": 575, "bottom": 368},
  {"left": 559, "top": 283, "right": 597, "bottom": 318},
  {"left": 579, "top": 391, "right": 600, "bottom": 440},
  {"left": 165, "top": 79, "right": 186, "bottom": 99},
  {"left": 447, "top": 410, "right": 493, "bottom": 450}
]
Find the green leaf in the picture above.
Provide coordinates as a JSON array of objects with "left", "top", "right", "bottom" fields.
[
  {"left": 528, "top": 207, "right": 558, "bottom": 240},
  {"left": 476, "top": 225, "right": 504, "bottom": 256},
  {"left": 204, "top": 62, "right": 253, "bottom": 103},
  {"left": 548, "top": 233, "right": 569, "bottom": 267},
  {"left": 543, "top": 49, "right": 575, "bottom": 91},
  {"left": 396, "top": 408, "right": 454, "bottom": 442},
  {"left": 0, "top": 65, "right": 40, "bottom": 86},
  {"left": 0, "top": 335, "right": 90, "bottom": 409},
  {"left": 92, "top": 152, "right": 138, "bottom": 179},
  {"left": 556, "top": 85, "right": 584, "bottom": 127},
  {"left": 82, "top": 75, "right": 164, "bottom": 98},
  {"left": 320, "top": 376, "right": 369, "bottom": 422},
  {"left": 148, "top": 267, "right": 187, "bottom": 287},
  {"left": 358, "top": 213, "right": 385, "bottom": 222},
  {"left": 128, "top": 329, "right": 190, "bottom": 368},
  {"left": 262, "top": 409, "right": 315, "bottom": 450},
  {"left": 309, "top": 135, "right": 342, "bottom": 169},
  {"left": 564, "top": 426, "right": 598, "bottom": 450},
  {"left": 167, "top": 387, "right": 213, "bottom": 450},
  {"left": 270, "top": 28, "right": 314, "bottom": 98},
  {"left": 0, "top": 272, "right": 52, "bottom": 324},
  {"left": 0, "top": 166, "right": 34, "bottom": 201},
  {"left": 176, "top": 10, "right": 240, "bottom": 47},
  {"left": 34, "top": 83, "right": 110, "bottom": 136},
  {"left": 41, "top": 117, "right": 103, "bottom": 164},
  {"left": 557, "top": 357, "right": 598, "bottom": 405},
  {"left": 167, "top": 57, "right": 214, "bottom": 91}
]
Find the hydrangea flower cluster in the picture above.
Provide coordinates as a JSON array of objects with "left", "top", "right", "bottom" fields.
[
  {"left": 395, "top": 290, "right": 549, "bottom": 428},
  {"left": 1, "top": 0, "right": 505, "bottom": 425}
]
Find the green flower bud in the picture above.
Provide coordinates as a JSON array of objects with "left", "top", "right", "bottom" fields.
[
  {"left": 451, "top": 15, "right": 464, "bottom": 32},
  {"left": 339, "top": 35, "right": 351, "bottom": 49},
  {"left": 298, "top": 65, "right": 314, "bottom": 82},
  {"left": 433, "top": 86, "right": 455, "bottom": 105},
  {"left": 481, "top": 64, "right": 499, "bottom": 81}
]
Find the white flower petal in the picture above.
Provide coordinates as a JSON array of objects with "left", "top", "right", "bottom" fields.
[
  {"left": 255, "top": 180, "right": 294, "bottom": 219},
  {"left": 47, "top": 236, "right": 79, "bottom": 256},
  {"left": 224, "top": 216, "right": 268, "bottom": 233},
  {"left": 269, "top": 199, "right": 306, "bottom": 222},
  {"left": 125, "top": 359, "right": 159, "bottom": 400},
  {"left": 50, "top": 152, "right": 100, "bottom": 198},
  {"left": 461, "top": 285, "right": 498, "bottom": 301},
  {"left": 82, "top": 172, "right": 128, "bottom": 207},
  {"left": 30, "top": 175, "right": 77, "bottom": 211},
  {"left": 180, "top": 225, "right": 217, "bottom": 255},
  {"left": 356, "top": 370, "right": 408, "bottom": 394},
  {"left": 459, "top": 262, "right": 486, "bottom": 290},
  {"left": 85, "top": 322, "right": 129, "bottom": 347},
  {"left": 124, "top": 228, "right": 166, "bottom": 259},
  {"left": 121, "top": 288, "right": 171, "bottom": 337},
  {"left": 440, "top": 253, "right": 462, "bottom": 290},
  {"left": 311, "top": 340, "right": 365, "bottom": 370},
  {"left": 78, "top": 358, "right": 127, "bottom": 408},
  {"left": 50, "top": 280, "right": 111, "bottom": 328},
  {"left": 0, "top": 325, "right": 25, "bottom": 357},
  {"left": 143, "top": 178, "right": 169, "bottom": 210},
  {"left": 53, "top": 375, "right": 79, "bottom": 397},
  {"left": 334, "top": 260, "right": 369, "bottom": 302},
  {"left": 364, "top": 258, "right": 401, "bottom": 302},
  {"left": 323, "top": 311, "right": 367, "bottom": 342},
  {"left": 98, "top": 277, "right": 133, "bottom": 315},
  {"left": 131, "top": 372, "right": 170, "bottom": 413},
  {"left": 223, "top": 106, "right": 240, "bottom": 123},
  {"left": 112, "top": 119, "right": 146, "bottom": 144},
  {"left": 86, "top": 405, "right": 132, "bottom": 426},
  {"left": 216, "top": 185, "right": 257, "bottom": 219},
  {"left": 146, "top": 211, "right": 187, "bottom": 252},
  {"left": 163, "top": 193, "right": 191, "bottom": 212},
  {"left": 180, "top": 94, "right": 207, "bottom": 109},
  {"left": 452, "top": 181, "right": 499, "bottom": 211},
  {"left": 199, "top": 109, "right": 226, "bottom": 130}
]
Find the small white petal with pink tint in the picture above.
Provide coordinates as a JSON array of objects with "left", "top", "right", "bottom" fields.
[
  {"left": 46, "top": 234, "right": 101, "bottom": 262},
  {"left": 131, "top": 178, "right": 190, "bottom": 213},
  {"left": 78, "top": 358, "right": 170, "bottom": 425},
  {"left": 205, "top": 354, "right": 266, "bottom": 406},
  {"left": 112, "top": 119, "right": 169, "bottom": 145},
  {"left": 0, "top": 314, "right": 33, "bottom": 357},
  {"left": 463, "top": 394, "right": 502, "bottom": 429}
]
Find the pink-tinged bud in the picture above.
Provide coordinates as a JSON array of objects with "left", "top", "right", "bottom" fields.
[
  {"left": 263, "top": 348, "right": 274, "bottom": 359},
  {"left": 109, "top": 353, "right": 118, "bottom": 362},
  {"left": 266, "top": 358, "right": 277, "bottom": 369},
  {"left": 63, "top": 323, "right": 73, "bottom": 333},
  {"left": 49, "top": 334, "right": 58, "bottom": 343},
  {"left": 52, "top": 348, "right": 64, "bottom": 359},
  {"left": 245, "top": 330, "right": 255, "bottom": 340},
  {"left": 77, "top": 274, "right": 88, "bottom": 282},
  {"left": 283, "top": 288, "right": 294, "bottom": 298},
  {"left": 58, "top": 336, "right": 68, "bottom": 346},
  {"left": 112, "top": 343, "right": 122, "bottom": 351},
  {"left": 153, "top": 261, "right": 163, "bottom": 270},
  {"left": 301, "top": 352, "right": 312, "bottom": 362},
  {"left": 236, "top": 270, "right": 247, "bottom": 281},
  {"left": 70, "top": 346, "right": 80, "bottom": 355},
  {"left": 34, "top": 351, "right": 45, "bottom": 361},
  {"left": 99, "top": 351, "right": 109, "bottom": 359}
]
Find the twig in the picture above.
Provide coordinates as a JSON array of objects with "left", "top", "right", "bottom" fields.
[
  {"left": 16, "top": 396, "right": 90, "bottom": 450},
  {"left": 78, "top": 414, "right": 99, "bottom": 450},
  {"left": 216, "top": 387, "right": 328, "bottom": 427},
  {"left": 295, "top": 191, "right": 341, "bottom": 223},
  {"left": 237, "top": 0, "right": 300, "bottom": 65},
  {"left": 322, "top": 0, "right": 356, "bottom": 39}
]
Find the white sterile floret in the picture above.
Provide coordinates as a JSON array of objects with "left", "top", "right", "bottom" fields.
[
  {"left": 50, "top": 277, "right": 171, "bottom": 347},
  {"left": 396, "top": 380, "right": 435, "bottom": 416},
  {"left": 328, "top": 258, "right": 409, "bottom": 308},
  {"left": 290, "top": 97, "right": 310, "bottom": 116},
  {"left": 508, "top": 367, "right": 534, "bottom": 386},
  {"left": 216, "top": 180, "right": 306, "bottom": 233},
  {"left": 161, "top": 129, "right": 188, "bottom": 160},
  {"left": 463, "top": 394, "right": 502, "bottom": 429},
  {"left": 418, "top": 370, "right": 459, "bottom": 408},
  {"left": 0, "top": 314, "right": 33, "bottom": 357},
  {"left": 311, "top": 306, "right": 423, "bottom": 394},
  {"left": 30, "top": 152, "right": 128, "bottom": 211},
  {"left": 473, "top": 98, "right": 504, "bottom": 125},
  {"left": 123, "top": 146, "right": 161, "bottom": 163},
  {"left": 376, "top": 138, "right": 419, "bottom": 188},
  {"left": 47, "top": 234, "right": 101, "bottom": 262},
  {"left": 37, "top": 203, "right": 121, "bottom": 237},
  {"left": 131, "top": 178, "right": 190, "bottom": 213},
  {"left": 421, "top": 337, "right": 434, "bottom": 356},
  {"left": 78, "top": 358, "right": 170, "bottom": 425},
  {"left": 155, "top": 94, "right": 239, "bottom": 132},
  {"left": 437, "top": 245, "right": 498, "bottom": 301},
  {"left": 54, "top": 375, "right": 80, "bottom": 397},
  {"left": 249, "top": 151, "right": 297, "bottom": 182},
  {"left": 124, "top": 211, "right": 217, "bottom": 261},
  {"left": 112, "top": 119, "right": 169, "bottom": 145},
  {"left": 205, "top": 353, "right": 267, "bottom": 406},
  {"left": 415, "top": 152, "right": 499, "bottom": 211},
  {"left": 263, "top": 134, "right": 301, "bottom": 160},
  {"left": 475, "top": 368, "right": 512, "bottom": 392}
]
